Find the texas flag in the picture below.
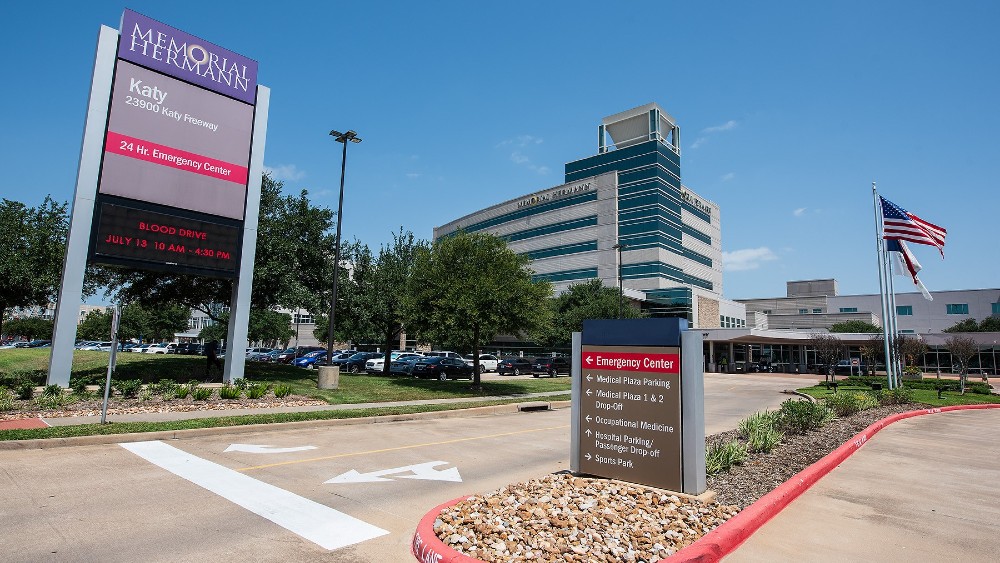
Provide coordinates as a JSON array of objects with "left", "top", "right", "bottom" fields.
[{"left": 886, "top": 239, "right": 932, "bottom": 301}]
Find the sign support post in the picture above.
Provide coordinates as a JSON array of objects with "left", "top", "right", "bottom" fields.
[
  {"left": 48, "top": 26, "right": 119, "bottom": 387},
  {"left": 223, "top": 86, "right": 269, "bottom": 383}
]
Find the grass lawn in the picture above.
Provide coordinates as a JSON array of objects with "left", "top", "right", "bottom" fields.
[
  {"left": 0, "top": 348, "right": 572, "bottom": 403},
  {"left": 797, "top": 384, "right": 1000, "bottom": 408}
]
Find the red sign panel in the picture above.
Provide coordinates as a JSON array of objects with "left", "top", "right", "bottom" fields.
[{"left": 581, "top": 351, "right": 680, "bottom": 374}]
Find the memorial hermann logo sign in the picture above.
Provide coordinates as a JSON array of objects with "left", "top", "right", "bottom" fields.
[{"left": 119, "top": 9, "right": 258, "bottom": 105}]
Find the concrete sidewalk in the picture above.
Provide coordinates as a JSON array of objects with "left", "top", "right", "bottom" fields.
[
  {"left": 38, "top": 390, "right": 571, "bottom": 427},
  {"left": 725, "top": 408, "right": 1000, "bottom": 562}
]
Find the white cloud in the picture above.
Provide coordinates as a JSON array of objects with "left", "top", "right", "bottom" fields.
[
  {"left": 702, "top": 120, "right": 738, "bottom": 134},
  {"left": 793, "top": 207, "right": 807, "bottom": 217},
  {"left": 722, "top": 247, "right": 778, "bottom": 271},
  {"left": 497, "top": 135, "right": 543, "bottom": 148},
  {"left": 721, "top": 172, "right": 735, "bottom": 182},
  {"left": 691, "top": 120, "right": 739, "bottom": 150},
  {"left": 406, "top": 173, "right": 421, "bottom": 179},
  {"left": 263, "top": 163, "right": 305, "bottom": 182},
  {"left": 502, "top": 136, "right": 549, "bottom": 174}
]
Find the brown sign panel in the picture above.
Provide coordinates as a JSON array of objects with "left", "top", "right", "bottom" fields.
[{"left": 578, "top": 345, "right": 683, "bottom": 491}]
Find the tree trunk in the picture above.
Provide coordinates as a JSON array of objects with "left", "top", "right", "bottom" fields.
[
  {"left": 960, "top": 370, "right": 967, "bottom": 395},
  {"left": 382, "top": 323, "right": 396, "bottom": 377},
  {"left": 472, "top": 324, "right": 481, "bottom": 388}
]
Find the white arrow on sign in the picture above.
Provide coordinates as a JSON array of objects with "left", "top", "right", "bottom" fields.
[
  {"left": 586, "top": 388, "right": 592, "bottom": 396},
  {"left": 585, "top": 428, "right": 592, "bottom": 437},
  {"left": 326, "top": 461, "right": 462, "bottom": 484},
  {"left": 586, "top": 356, "right": 594, "bottom": 365},
  {"left": 224, "top": 444, "right": 318, "bottom": 454},
  {"left": 586, "top": 374, "right": 593, "bottom": 382},
  {"left": 585, "top": 415, "right": 592, "bottom": 423},
  {"left": 585, "top": 453, "right": 592, "bottom": 461}
]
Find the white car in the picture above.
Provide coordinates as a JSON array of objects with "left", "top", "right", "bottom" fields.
[
  {"left": 463, "top": 353, "right": 499, "bottom": 373},
  {"left": 80, "top": 341, "right": 114, "bottom": 351},
  {"left": 144, "top": 343, "right": 170, "bottom": 354},
  {"left": 366, "top": 352, "right": 422, "bottom": 373}
]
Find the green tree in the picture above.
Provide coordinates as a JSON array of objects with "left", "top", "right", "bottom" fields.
[
  {"left": 943, "top": 318, "right": 980, "bottom": 333},
  {"left": 248, "top": 310, "right": 294, "bottom": 347},
  {"left": 366, "top": 230, "right": 427, "bottom": 374},
  {"left": 0, "top": 197, "right": 70, "bottom": 337},
  {"left": 76, "top": 309, "right": 114, "bottom": 341},
  {"left": 403, "top": 232, "right": 552, "bottom": 387},
  {"left": 828, "top": 320, "right": 881, "bottom": 333},
  {"left": 533, "top": 279, "right": 643, "bottom": 348},
  {"left": 93, "top": 175, "right": 337, "bottom": 322},
  {"left": 893, "top": 334, "right": 927, "bottom": 370},
  {"left": 312, "top": 240, "right": 380, "bottom": 347},
  {"left": 3, "top": 317, "right": 55, "bottom": 340}
]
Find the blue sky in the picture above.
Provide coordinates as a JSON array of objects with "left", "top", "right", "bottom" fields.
[{"left": 3, "top": 1, "right": 997, "bottom": 301}]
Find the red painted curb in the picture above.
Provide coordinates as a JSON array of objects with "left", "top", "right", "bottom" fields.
[
  {"left": 410, "top": 404, "right": 1000, "bottom": 562},
  {"left": 667, "top": 404, "right": 1000, "bottom": 562}
]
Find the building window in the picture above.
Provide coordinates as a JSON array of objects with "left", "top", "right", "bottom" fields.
[
  {"left": 293, "top": 313, "right": 314, "bottom": 324},
  {"left": 900, "top": 330, "right": 915, "bottom": 334},
  {"left": 897, "top": 305, "right": 913, "bottom": 316},
  {"left": 762, "top": 310, "right": 772, "bottom": 314},
  {"left": 993, "top": 303, "right": 1000, "bottom": 316},
  {"left": 946, "top": 304, "right": 969, "bottom": 315},
  {"left": 813, "top": 308, "right": 822, "bottom": 314},
  {"left": 839, "top": 307, "right": 857, "bottom": 313},
  {"left": 799, "top": 309, "right": 808, "bottom": 314}
]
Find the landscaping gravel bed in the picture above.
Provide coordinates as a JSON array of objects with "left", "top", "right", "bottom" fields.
[
  {"left": 434, "top": 402, "right": 923, "bottom": 562},
  {"left": 0, "top": 395, "right": 326, "bottom": 421}
]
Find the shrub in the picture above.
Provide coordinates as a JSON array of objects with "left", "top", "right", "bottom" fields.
[
  {"left": 139, "top": 388, "right": 153, "bottom": 402},
  {"left": 234, "top": 378, "right": 251, "bottom": 391},
  {"left": 218, "top": 384, "right": 241, "bottom": 400},
  {"left": 153, "top": 380, "right": 179, "bottom": 399},
  {"left": 0, "top": 388, "right": 15, "bottom": 411},
  {"left": 706, "top": 439, "right": 748, "bottom": 475},
  {"left": 173, "top": 384, "right": 191, "bottom": 400},
  {"left": 273, "top": 384, "right": 292, "bottom": 398},
  {"left": 115, "top": 379, "right": 143, "bottom": 399},
  {"left": 192, "top": 386, "right": 213, "bottom": 401},
  {"left": 70, "top": 377, "right": 91, "bottom": 397},
  {"left": 903, "top": 365, "right": 922, "bottom": 376},
  {"left": 776, "top": 399, "right": 831, "bottom": 434},
  {"left": 35, "top": 391, "right": 68, "bottom": 409},
  {"left": 15, "top": 381, "right": 34, "bottom": 401},
  {"left": 42, "top": 384, "right": 64, "bottom": 398},
  {"left": 825, "top": 392, "right": 879, "bottom": 417},
  {"left": 738, "top": 410, "right": 779, "bottom": 440},
  {"left": 747, "top": 426, "right": 783, "bottom": 453},
  {"left": 246, "top": 383, "right": 269, "bottom": 399},
  {"left": 880, "top": 386, "right": 914, "bottom": 405}
]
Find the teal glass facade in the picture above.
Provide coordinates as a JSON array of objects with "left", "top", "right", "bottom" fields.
[{"left": 565, "top": 139, "right": 713, "bottom": 293}]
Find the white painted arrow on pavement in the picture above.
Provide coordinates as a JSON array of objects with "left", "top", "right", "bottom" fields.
[
  {"left": 225, "top": 444, "right": 318, "bottom": 454},
  {"left": 326, "top": 461, "right": 462, "bottom": 484}
]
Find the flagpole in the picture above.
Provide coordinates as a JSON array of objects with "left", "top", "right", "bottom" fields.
[
  {"left": 886, "top": 242, "right": 902, "bottom": 388},
  {"left": 872, "top": 183, "right": 894, "bottom": 390}
]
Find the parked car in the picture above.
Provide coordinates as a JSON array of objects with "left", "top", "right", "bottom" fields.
[
  {"left": 366, "top": 352, "right": 421, "bottom": 373},
  {"left": 423, "top": 350, "right": 464, "bottom": 361},
  {"left": 247, "top": 348, "right": 278, "bottom": 361},
  {"left": 144, "top": 343, "right": 170, "bottom": 354},
  {"left": 16, "top": 340, "right": 51, "bottom": 348},
  {"left": 497, "top": 357, "right": 533, "bottom": 376},
  {"left": 131, "top": 344, "right": 151, "bottom": 353},
  {"left": 463, "top": 353, "right": 499, "bottom": 373},
  {"left": 293, "top": 350, "right": 328, "bottom": 368},
  {"left": 411, "top": 357, "right": 474, "bottom": 381},
  {"left": 80, "top": 341, "right": 114, "bottom": 351},
  {"left": 176, "top": 342, "right": 204, "bottom": 355},
  {"left": 277, "top": 346, "right": 326, "bottom": 364},
  {"left": 390, "top": 355, "right": 424, "bottom": 376},
  {"left": 834, "top": 360, "right": 870, "bottom": 375},
  {"left": 532, "top": 356, "right": 571, "bottom": 377},
  {"left": 333, "top": 352, "right": 382, "bottom": 373}
]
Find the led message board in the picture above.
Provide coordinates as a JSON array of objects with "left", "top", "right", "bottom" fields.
[{"left": 91, "top": 200, "right": 241, "bottom": 277}]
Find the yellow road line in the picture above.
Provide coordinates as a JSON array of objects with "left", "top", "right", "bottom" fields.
[{"left": 237, "top": 424, "right": 570, "bottom": 471}]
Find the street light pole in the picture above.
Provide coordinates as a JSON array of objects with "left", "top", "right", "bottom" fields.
[
  {"left": 326, "top": 129, "right": 361, "bottom": 364},
  {"left": 612, "top": 243, "right": 627, "bottom": 318}
]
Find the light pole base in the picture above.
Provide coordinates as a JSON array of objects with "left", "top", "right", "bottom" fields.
[{"left": 317, "top": 366, "right": 340, "bottom": 389}]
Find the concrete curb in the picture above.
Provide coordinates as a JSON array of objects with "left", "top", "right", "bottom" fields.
[
  {"left": 0, "top": 400, "right": 571, "bottom": 451},
  {"left": 409, "top": 404, "right": 1000, "bottom": 562}
]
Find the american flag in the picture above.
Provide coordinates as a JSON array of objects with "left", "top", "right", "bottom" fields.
[{"left": 880, "top": 196, "right": 946, "bottom": 256}]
